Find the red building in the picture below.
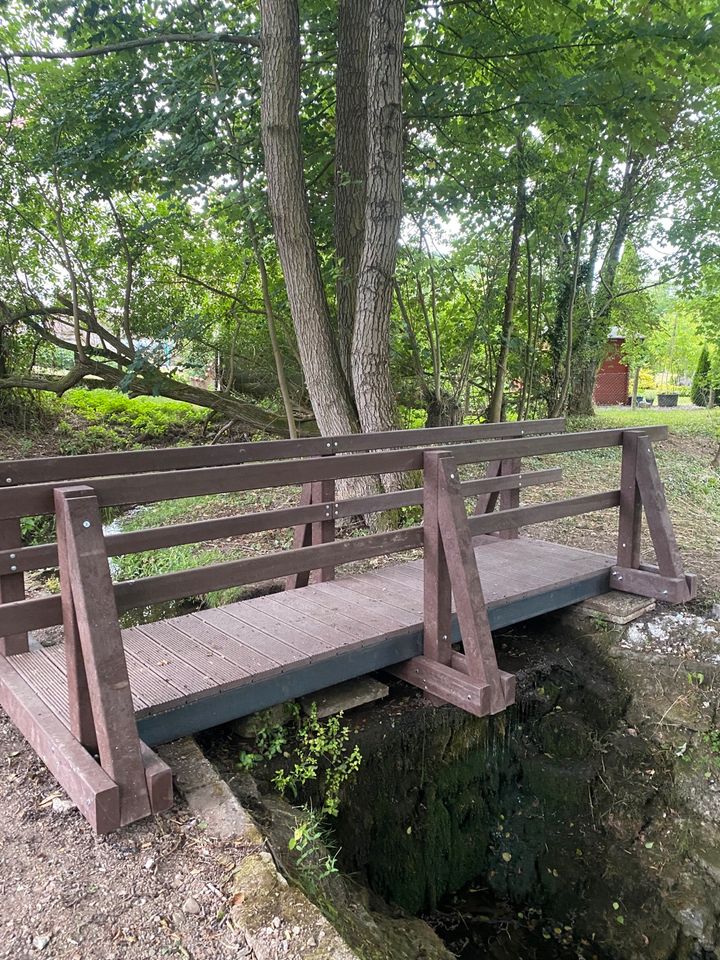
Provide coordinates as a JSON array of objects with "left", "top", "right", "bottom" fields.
[{"left": 593, "top": 335, "right": 629, "bottom": 406}]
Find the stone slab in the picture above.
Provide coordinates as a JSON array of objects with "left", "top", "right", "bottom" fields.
[
  {"left": 158, "top": 737, "right": 262, "bottom": 842},
  {"left": 574, "top": 590, "right": 656, "bottom": 625},
  {"left": 300, "top": 677, "right": 389, "bottom": 719}
]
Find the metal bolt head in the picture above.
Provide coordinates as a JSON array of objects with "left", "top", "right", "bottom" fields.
[
  {"left": 450, "top": 473, "right": 456, "bottom": 479},
  {"left": 9, "top": 553, "right": 15, "bottom": 560},
  {"left": 5, "top": 478, "right": 11, "bottom": 484},
  {"left": 82, "top": 520, "right": 91, "bottom": 528},
  {"left": 10, "top": 565, "right": 17, "bottom": 572}
]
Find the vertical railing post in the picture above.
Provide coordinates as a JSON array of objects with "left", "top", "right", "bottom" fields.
[
  {"left": 310, "top": 477, "right": 336, "bottom": 583},
  {"left": 498, "top": 457, "right": 521, "bottom": 539},
  {"left": 423, "top": 451, "right": 453, "bottom": 665},
  {"left": 0, "top": 518, "right": 28, "bottom": 656},
  {"left": 286, "top": 443, "right": 337, "bottom": 589},
  {"left": 54, "top": 486, "right": 98, "bottom": 751},
  {"left": 54, "top": 486, "right": 150, "bottom": 826},
  {"left": 617, "top": 431, "right": 642, "bottom": 570}
]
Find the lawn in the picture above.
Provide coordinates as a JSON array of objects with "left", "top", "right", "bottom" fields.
[{"left": 521, "top": 406, "right": 720, "bottom": 605}]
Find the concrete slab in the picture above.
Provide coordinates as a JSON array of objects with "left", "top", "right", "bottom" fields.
[
  {"left": 574, "top": 590, "right": 656, "bottom": 625},
  {"left": 300, "top": 677, "right": 389, "bottom": 718}
]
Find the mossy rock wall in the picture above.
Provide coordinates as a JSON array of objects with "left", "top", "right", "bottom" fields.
[{"left": 332, "top": 625, "right": 717, "bottom": 959}]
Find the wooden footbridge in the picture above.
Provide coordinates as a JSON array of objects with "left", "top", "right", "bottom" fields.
[{"left": 0, "top": 420, "right": 695, "bottom": 832}]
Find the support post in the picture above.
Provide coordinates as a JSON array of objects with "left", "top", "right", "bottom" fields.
[
  {"left": 422, "top": 452, "right": 453, "bottom": 666},
  {"left": 0, "top": 518, "right": 28, "bottom": 655},
  {"left": 54, "top": 486, "right": 151, "bottom": 825},
  {"left": 310, "top": 478, "right": 336, "bottom": 583},
  {"left": 617, "top": 431, "right": 642, "bottom": 570},
  {"left": 611, "top": 433, "right": 695, "bottom": 603},
  {"left": 54, "top": 487, "right": 97, "bottom": 751},
  {"left": 435, "top": 455, "right": 506, "bottom": 713},
  {"left": 497, "top": 457, "right": 521, "bottom": 540}
]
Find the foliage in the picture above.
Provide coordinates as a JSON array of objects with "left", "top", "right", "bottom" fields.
[
  {"left": 273, "top": 704, "right": 362, "bottom": 818},
  {"left": 692, "top": 347, "right": 714, "bottom": 406}
]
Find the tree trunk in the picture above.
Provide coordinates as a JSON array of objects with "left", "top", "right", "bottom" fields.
[
  {"left": 335, "top": 0, "right": 369, "bottom": 390},
  {"left": 568, "top": 151, "right": 643, "bottom": 415},
  {"left": 351, "top": 0, "right": 405, "bottom": 437},
  {"left": 487, "top": 143, "right": 525, "bottom": 423},
  {"left": 260, "top": 0, "right": 358, "bottom": 438}
]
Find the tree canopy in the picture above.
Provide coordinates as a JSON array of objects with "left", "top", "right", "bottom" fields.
[{"left": 1, "top": 0, "right": 720, "bottom": 442}]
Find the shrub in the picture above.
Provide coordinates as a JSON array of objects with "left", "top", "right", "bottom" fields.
[{"left": 691, "top": 347, "right": 719, "bottom": 407}]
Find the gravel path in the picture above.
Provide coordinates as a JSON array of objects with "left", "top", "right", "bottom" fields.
[{"left": 0, "top": 713, "right": 256, "bottom": 960}]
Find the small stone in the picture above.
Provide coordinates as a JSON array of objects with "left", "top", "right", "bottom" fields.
[
  {"left": 172, "top": 911, "right": 184, "bottom": 928},
  {"left": 143, "top": 857, "right": 155, "bottom": 871},
  {"left": 711, "top": 603, "right": 720, "bottom": 620},
  {"left": 272, "top": 916, "right": 282, "bottom": 928},
  {"left": 182, "top": 896, "right": 201, "bottom": 915},
  {"left": 33, "top": 935, "right": 51, "bottom": 951},
  {"left": 51, "top": 798, "right": 75, "bottom": 815}
]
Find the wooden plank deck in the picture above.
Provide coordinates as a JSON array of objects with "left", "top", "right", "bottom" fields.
[{"left": 9, "top": 536, "right": 611, "bottom": 746}]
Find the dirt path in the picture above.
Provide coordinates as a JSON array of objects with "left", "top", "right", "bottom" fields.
[{"left": 0, "top": 714, "right": 255, "bottom": 960}]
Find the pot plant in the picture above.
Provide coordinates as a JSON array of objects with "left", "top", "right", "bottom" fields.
[{"left": 657, "top": 392, "right": 679, "bottom": 408}]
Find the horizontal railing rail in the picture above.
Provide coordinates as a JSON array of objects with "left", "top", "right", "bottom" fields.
[
  {"left": 0, "top": 482, "right": 626, "bottom": 635},
  {"left": 0, "top": 418, "right": 566, "bottom": 487},
  {"left": 0, "top": 468, "right": 563, "bottom": 576},
  {"left": 0, "top": 425, "right": 667, "bottom": 520}
]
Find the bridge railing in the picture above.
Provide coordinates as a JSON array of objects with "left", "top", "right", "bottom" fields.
[{"left": 0, "top": 423, "right": 682, "bottom": 645}]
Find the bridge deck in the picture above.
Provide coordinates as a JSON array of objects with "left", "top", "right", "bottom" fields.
[{"left": 9, "top": 536, "right": 611, "bottom": 746}]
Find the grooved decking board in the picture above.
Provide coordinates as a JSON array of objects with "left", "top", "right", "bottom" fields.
[{"left": 5, "top": 537, "right": 612, "bottom": 735}]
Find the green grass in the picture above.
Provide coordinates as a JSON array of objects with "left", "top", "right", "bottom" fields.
[{"left": 571, "top": 406, "right": 720, "bottom": 441}]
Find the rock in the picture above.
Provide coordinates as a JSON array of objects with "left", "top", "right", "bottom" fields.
[
  {"left": 712, "top": 603, "right": 720, "bottom": 620},
  {"left": 32, "top": 935, "right": 51, "bottom": 951},
  {"left": 182, "top": 896, "right": 201, "bottom": 916},
  {"left": 51, "top": 798, "right": 75, "bottom": 815},
  {"left": 143, "top": 857, "right": 155, "bottom": 871},
  {"left": 574, "top": 590, "right": 655, "bottom": 625},
  {"left": 300, "top": 677, "right": 389, "bottom": 719}
]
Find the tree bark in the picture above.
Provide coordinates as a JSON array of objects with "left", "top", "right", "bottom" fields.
[
  {"left": 260, "top": 0, "right": 358, "bottom": 438},
  {"left": 351, "top": 0, "right": 405, "bottom": 437},
  {"left": 487, "top": 142, "right": 525, "bottom": 423},
  {"left": 568, "top": 151, "right": 643, "bottom": 415},
  {"left": 335, "top": 0, "right": 369, "bottom": 389}
]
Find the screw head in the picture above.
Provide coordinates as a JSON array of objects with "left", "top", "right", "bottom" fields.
[
  {"left": 9, "top": 554, "right": 15, "bottom": 560},
  {"left": 450, "top": 473, "right": 456, "bottom": 479},
  {"left": 10, "top": 565, "right": 17, "bottom": 572},
  {"left": 82, "top": 520, "right": 91, "bottom": 528},
  {"left": 5, "top": 478, "right": 11, "bottom": 484}
]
